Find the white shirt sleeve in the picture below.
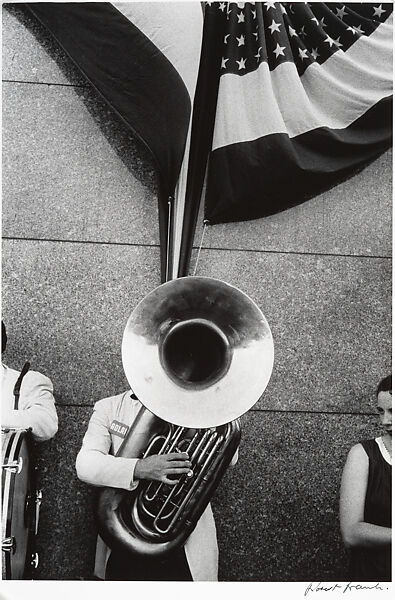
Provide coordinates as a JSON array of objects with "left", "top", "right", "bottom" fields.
[
  {"left": 75, "top": 398, "right": 139, "bottom": 491},
  {"left": 2, "top": 371, "right": 58, "bottom": 442}
]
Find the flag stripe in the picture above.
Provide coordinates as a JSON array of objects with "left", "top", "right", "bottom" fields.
[
  {"left": 212, "top": 14, "right": 392, "bottom": 151},
  {"left": 206, "top": 95, "right": 392, "bottom": 224},
  {"left": 27, "top": 2, "right": 196, "bottom": 197},
  {"left": 114, "top": 2, "right": 203, "bottom": 100}
]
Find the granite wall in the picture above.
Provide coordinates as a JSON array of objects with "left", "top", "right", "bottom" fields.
[{"left": 1, "top": 4, "right": 392, "bottom": 582}]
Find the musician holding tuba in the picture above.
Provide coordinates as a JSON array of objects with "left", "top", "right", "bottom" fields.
[
  {"left": 76, "top": 276, "right": 273, "bottom": 581},
  {"left": 76, "top": 388, "right": 236, "bottom": 580},
  {"left": 1, "top": 321, "right": 58, "bottom": 442}
]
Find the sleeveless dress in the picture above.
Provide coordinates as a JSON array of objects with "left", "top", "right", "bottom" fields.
[{"left": 349, "top": 438, "right": 391, "bottom": 581}]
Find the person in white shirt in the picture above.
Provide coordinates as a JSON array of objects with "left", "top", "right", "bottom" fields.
[
  {"left": 1, "top": 321, "right": 58, "bottom": 442},
  {"left": 76, "top": 389, "right": 237, "bottom": 581}
]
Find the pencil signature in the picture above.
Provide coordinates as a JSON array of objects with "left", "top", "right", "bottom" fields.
[{"left": 304, "top": 582, "right": 388, "bottom": 596}]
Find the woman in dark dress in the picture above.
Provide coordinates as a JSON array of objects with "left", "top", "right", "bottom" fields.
[{"left": 340, "top": 375, "right": 392, "bottom": 581}]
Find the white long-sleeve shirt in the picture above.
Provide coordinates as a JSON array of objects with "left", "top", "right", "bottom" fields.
[
  {"left": 1, "top": 363, "right": 58, "bottom": 442},
  {"left": 76, "top": 391, "right": 223, "bottom": 581}
]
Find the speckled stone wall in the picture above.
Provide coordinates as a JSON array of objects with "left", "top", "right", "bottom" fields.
[{"left": 1, "top": 4, "right": 392, "bottom": 582}]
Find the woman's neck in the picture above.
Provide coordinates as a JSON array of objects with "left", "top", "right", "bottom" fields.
[{"left": 381, "top": 434, "right": 392, "bottom": 458}]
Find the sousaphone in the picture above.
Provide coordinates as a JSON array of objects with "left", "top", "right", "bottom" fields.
[{"left": 97, "top": 276, "right": 274, "bottom": 557}]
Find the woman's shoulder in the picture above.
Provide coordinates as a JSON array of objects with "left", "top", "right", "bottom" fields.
[
  {"left": 348, "top": 438, "right": 384, "bottom": 465},
  {"left": 346, "top": 441, "right": 370, "bottom": 464}
]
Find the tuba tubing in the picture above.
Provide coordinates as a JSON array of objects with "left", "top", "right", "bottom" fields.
[{"left": 97, "top": 407, "right": 241, "bottom": 557}]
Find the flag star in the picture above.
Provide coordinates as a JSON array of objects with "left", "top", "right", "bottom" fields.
[
  {"left": 298, "top": 48, "right": 309, "bottom": 60},
  {"left": 373, "top": 5, "right": 386, "bottom": 18},
  {"left": 221, "top": 57, "right": 229, "bottom": 69},
  {"left": 255, "top": 47, "right": 262, "bottom": 61},
  {"left": 299, "top": 25, "right": 306, "bottom": 37},
  {"left": 280, "top": 4, "right": 287, "bottom": 14},
  {"left": 333, "top": 37, "right": 343, "bottom": 48},
  {"left": 319, "top": 17, "right": 327, "bottom": 28},
  {"left": 237, "top": 2, "right": 245, "bottom": 7},
  {"left": 311, "top": 47, "right": 320, "bottom": 60},
  {"left": 269, "top": 19, "right": 281, "bottom": 34},
  {"left": 335, "top": 6, "right": 347, "bottom": 20},
  {"left": 311, "top": 16, "right": 319, "bottom": 26},
  {"left": 219, "top": 2, "right": 226, "bottom": 12},
  {"left": 353, "top": 24, "right": 365, "bottom": 35},
  {"left": 288, "top": 26, "right": 298, "bottom": 37},
  {"left": 347, "top": 25, "right": 358, "bottom": 35},
  {"left": 224, "top": 34, "right": 230, "bottom": 44},
  {"left": 236, "top": 57, "right": 247, "bottom": 70},
  {"left": 253, "top": 31, "right": 259, "bottom": 39},
  {"left": 324, "top": 36, "right": 335, "bottom": 47},
  {"left": 251, "top": 9, "right": 257, "bottom": 19},
  {"left": 236, "top": 34, "right": 245, "bottom": 46},
  {"left": 237, "top": 11, "right": 245, "bottom": 23},
  {"left": 264, "top": 2, "right": 276, "bottom": 11},
  {"left": 273, "top": 43, "right": 286, "bottom": 58}
]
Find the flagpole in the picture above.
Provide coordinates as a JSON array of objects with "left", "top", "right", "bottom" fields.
[{"left": 167, "top": 125, "right": 193, "bottom": 281}]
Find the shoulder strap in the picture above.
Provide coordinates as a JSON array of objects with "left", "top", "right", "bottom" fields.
[{"left": 13, "top": 361, "right": 31, "bottom": 410}]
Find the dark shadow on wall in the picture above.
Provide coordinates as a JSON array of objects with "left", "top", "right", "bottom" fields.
[{"left": 3, "top": 3, "right": 158, "bottom": 198}]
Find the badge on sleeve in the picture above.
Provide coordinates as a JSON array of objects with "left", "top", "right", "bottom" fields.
[{"left": 109, "top": 420, "right": 129, "bottom": 438}]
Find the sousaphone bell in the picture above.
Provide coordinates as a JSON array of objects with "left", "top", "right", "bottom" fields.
[{"left": 97, "top": 276, "right": 274, "bottom": 557}]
